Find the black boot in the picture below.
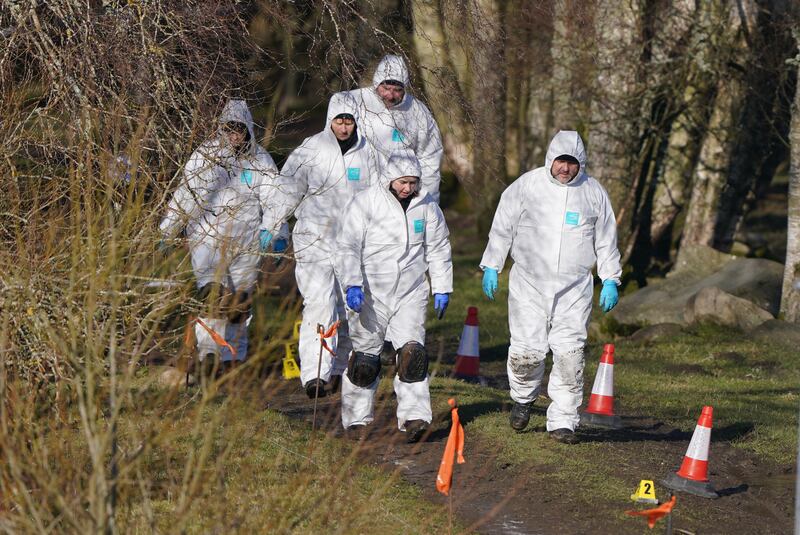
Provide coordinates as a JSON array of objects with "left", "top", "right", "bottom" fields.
[
  {"left": 509, "top": 401, "right": 533, "bottom": 431},
  {"left": 404, "top": 419, "right": 428, "bottom": 443},
  {"left": 305, "top": 379, "right": 328, "bottom": 399},
  {"left": 549, "top": 428, "right": 579, "bottom": 444}
]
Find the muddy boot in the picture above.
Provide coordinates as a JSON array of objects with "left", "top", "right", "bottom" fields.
[
  {"left": 305, "top": 378, "right": 328, "bottom": 399},
  {"left": 510, "top": 401, "right": 533, "bottom": 432},
  {"left": 196, "top": 353, "right": 218, "bottom": 388},
  {"left": 404, "top": 420, "right": 428, "bottom": 443},
  {"left": 549, "top": 428, "right": 579, "bottom": 444}
]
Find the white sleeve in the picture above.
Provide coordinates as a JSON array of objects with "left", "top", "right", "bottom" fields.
[
  {"left": 479, "top": 180, "right": 524, "bottom": 273},
  {"left": 425, "top": 202, "right": 453, "bottom": 294},
  {"left": 595, "top": 185, "right": 622, "bottom": 283},
  {"left": 159, "top": 151, "right": 210, "bottom": 238},
  {"left": 416, "top": 103, "right": 443, "bottom": 204},
  {"left": 335, "top": 195, "right": 368, "bottom": 290},
  {"left": 261, "top": 143, "right": 311, "bottom": 233}
]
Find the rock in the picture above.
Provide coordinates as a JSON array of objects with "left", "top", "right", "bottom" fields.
[
  {"left": 158, "top": 367, "right": 192, "bottom": 388},
  {"left": 750, "top": 319, "right": 800, "bottom": 350},
  {"left": 627, "top": 323, "right": 683, "bottom": 344},
  {"left": 684, "top": 287, "right": 773, "bottom": 330},
  {"left": 610, "top": 253, "right": 783, "bottom": 327}
]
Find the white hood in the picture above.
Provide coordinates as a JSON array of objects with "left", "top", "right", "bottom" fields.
[
  {"left": 381, "top": 150, "right": 422, "bottom": 187},
  {"left": 371, "top": 54, "right": 410, "bottom": 89},
  {"left": 218, "top": 99, "right": 257, "bottom": 156},
  {"left": 545, "top": 130, "right": 588, "bottom": 183}
]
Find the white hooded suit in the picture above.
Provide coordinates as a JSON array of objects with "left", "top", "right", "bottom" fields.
[
  {"left": 480, "top": 131, "right": 622, "bottom": 431},
  {"left": 347, "top": 55, "right": 444, "bottom": 203},
  {"left": 265, "top": 92, "right": 379, "bottom": 386},
  {"left": 160, "top": 99, "right": 279, "bottom": 362},
  {"left": 336, "top": 152, "right": 453, "bottom": 430}
]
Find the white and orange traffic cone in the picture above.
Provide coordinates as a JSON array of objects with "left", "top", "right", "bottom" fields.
[
  {"left": 580, "top": 343, "right": 623, "bottom": 429},
  {"left": 663, "top": 405, "right": 718, "bottom": 498},
  {"left": 453, "top": 307, "right": 481, "bottom": 382}
]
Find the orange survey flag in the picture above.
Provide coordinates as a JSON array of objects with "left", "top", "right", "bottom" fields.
[
  {"left": 194, "top": 317, "right": 236, "bottom": 356},
  {"left": 317, "top": 321, "right": 340, "bottom": 356},
  {"left": 436, "top": 398, "right": 465, "bottom": 496},
  {"left": 626, "top": 495, "right": 677, "bottom": 529}
]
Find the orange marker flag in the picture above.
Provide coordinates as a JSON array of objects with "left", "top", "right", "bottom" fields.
[
  {"left": 625, "top": 495, "right": 677, "bottom": 529},
  {"left": 194, "top": 317, "right": 236, "bottom": 356},
  {"left": 436, "top": 398, "right": 465, "bottom": 496},
  {"left": 317, "top": 320, "right": 340, "bottom": 356}
]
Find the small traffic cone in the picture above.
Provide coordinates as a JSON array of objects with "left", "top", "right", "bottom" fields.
[
  {"left": 453, "top": 307, "right": 480, "bottom": 381},
  {"left": 662, "top": 406, "right": 718, "bottom": 498},
  {"left": 580, "top": 344, "right": 622, "bottom": 428}
]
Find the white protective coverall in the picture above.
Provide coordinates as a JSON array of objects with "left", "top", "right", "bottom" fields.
[
  {"left": 336, "top": 152, "right": 453, "bottom": 430},
  {"left": 160, "top": 99, "right": 279, "bottom": 362},
  {"left": 347, "top": 55, "right": 444, "bottom": 203},
  {"left": 479, "top": 130, "right": 622, "bottom": 431},
  {"left": 264, "top": 92, "right": 379, "bottom": 386}
]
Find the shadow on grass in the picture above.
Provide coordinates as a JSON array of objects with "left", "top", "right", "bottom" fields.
[{"left": 577, "top": 420, "right": 755, "bottom": 445}]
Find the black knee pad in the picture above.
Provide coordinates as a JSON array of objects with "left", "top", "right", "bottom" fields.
[
  {"left": 346, "top": 351, "right": 381, "bottom": 387},
  {"left": 197, "top": 282, "right": 231, "bottom": 308},
  {"left": 226, "top": 291, "right": 251, "bottom": 323},
  {"left": 397, "top": 342, "right": 428, "bottom": 383}
]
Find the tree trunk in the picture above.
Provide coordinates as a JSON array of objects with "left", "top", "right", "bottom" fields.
[
  {"left": 588, "top": 0, "right": 644, "bottom": 258},
  {"left": 678, "top": 76, "right": 744, "bottom": 256},
  {"left": 781, "top": 46, "right": 800, "bottom": 322},
  {"left": 411, "top": 0, "right": 473, "bottom": 180}
]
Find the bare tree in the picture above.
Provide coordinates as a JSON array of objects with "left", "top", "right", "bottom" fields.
[{"left": 781, "top": 30, "right": 800, "bottom": 322}]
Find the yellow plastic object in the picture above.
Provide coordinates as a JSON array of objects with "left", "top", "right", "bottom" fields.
[
  {"left": 282, "top": 341, "right": 301, "bottom": 379},
  {"left": 630, "top": 479, "right": 658, "bottom": 504},
  {"left": 292, "top": 320, "right": 301, "bottom": 340}
]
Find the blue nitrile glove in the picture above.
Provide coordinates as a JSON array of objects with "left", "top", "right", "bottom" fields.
[
  {"left": 482, "top": 268, "right": 498, "bottom": 300},
  {"left": 434, "top": 293, "right": 449, "bottom": 319},
  {"left": 259, "top": 230, "right": 273, "bottom": 252},
  {"left": 599, "top": 280, "right": 619, "bottom": 312},
  {"left": 273, "top": 238, "right": 288, "bottom": 254},
  {"left": 346, "top": 286, "right": 364, "bottom": 313}
]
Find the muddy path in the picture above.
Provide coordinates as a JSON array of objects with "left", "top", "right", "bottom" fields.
[{"left": 264, "top": 377, "right": 794, "bottom": 534}]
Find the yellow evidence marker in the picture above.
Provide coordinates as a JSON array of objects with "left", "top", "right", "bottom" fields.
[
  {"left": 631, "top": 480, "right": 658, "bottom": 504},
  {"left": 282, "top": 320, "right": 303, "bottom": 380}
]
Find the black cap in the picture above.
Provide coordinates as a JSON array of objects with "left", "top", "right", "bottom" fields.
[
  {"left": 381, "top": 79, "right": 405, "bottom": 88},
  {"left": 554, "top": 154, "right": 579, "bottom": 165},
  {"left": 333, "top": 113, "right": 355, "bottom": 122}
]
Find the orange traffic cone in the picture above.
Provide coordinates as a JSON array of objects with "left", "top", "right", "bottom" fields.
[
  {"left": 453, "top": 307, "right": 480, "bottom": 381},
  {"left": 580, "top": 344, "right": 622, "bottom": 428},
  {"left": 662, "top": 406, "right": 718, "bottom": 498}
]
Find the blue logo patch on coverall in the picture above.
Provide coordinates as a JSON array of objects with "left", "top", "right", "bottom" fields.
[
  {"left": 413, "top": 219, "right": 424, "bottom": 233},
  {"left": 240, "top": 169, "right": 253, "bottom": 186},
  {"left": 565, "top": 211, "right": 580, "bottom": 226},
  {"left": 392, "top": 129, "right": 405, "bottom": 142},
  {"left": 347, "top": 167, "right": 361, "bottom": 181}
]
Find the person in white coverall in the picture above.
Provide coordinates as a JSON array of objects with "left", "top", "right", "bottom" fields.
[
  {"left": 347, "top": 54, "right": 444, "bottom": 203},
  {"left": 336, "top": 151, "right": 453, "bottom": 442},
  {"left": 159, "top": 99, "right": 284, "bottom": 378},
  {"left": 479, "top": 130, "right": 622, "bottom": 444},
  {"left": 263, "top": 92, "right": 379, "bottom": 398}
]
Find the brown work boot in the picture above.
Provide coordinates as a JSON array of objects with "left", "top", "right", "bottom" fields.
[
  {"left": 404, "top": 419, "right": 428, "bottom": 443},
  {"left": 549, "top": 428, "right": 579, "bottom": 444}
]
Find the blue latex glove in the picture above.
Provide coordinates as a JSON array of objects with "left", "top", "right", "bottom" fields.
[
  {"left": 346, "top": 286, "right": 364, "bottom": 313},
  {"left": 273, "top": 238, "right": 288, "bottom": 254},
  {"left": 482, "top": 268, "right": 498, "bottom": 300},
  {"left": 259, "top": 230, "right": 273, "bottom": 252},
  {"left": 433, "top": 293, "right": 449, "bottom": 319},
  {"left": 599, "top": 280, "right": 619, "bottom": 312}
]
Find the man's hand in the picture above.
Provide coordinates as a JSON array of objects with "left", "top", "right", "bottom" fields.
[
  {"left": 599, "top": 280, "right": 619, "bottom": 313},
  {"left": 434, "top": 293, "right": 449, "bottom": 319},
  {"left": 482, "top": 268, "right": 498, "bottom": 300},
  {"left": 346, "top": 286, "right": 364, "bottom": 313},
  {"left": 157, "top": 238, "right": 173, "bottom": 255}
]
